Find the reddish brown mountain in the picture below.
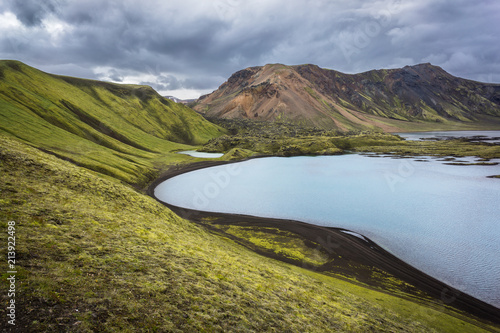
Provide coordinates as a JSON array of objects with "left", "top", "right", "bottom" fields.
[{"left": 193, "top": 63, "right": 500, "bottom": 131}]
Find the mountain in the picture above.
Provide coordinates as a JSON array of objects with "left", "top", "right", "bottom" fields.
[
  {"left": 164, "top": 95, "right": 196, "bottom": 104},
  {"left": 0, "top": 60, "right": 225, "bottom": 185},
  {"left": 2, "top": 60, "right": 500, "bottom": 331},
  {"left": 193, "top": 63, "right": 500, "bottom": 132}
]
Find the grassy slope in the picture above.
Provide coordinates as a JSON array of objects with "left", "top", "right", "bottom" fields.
[
  {"left": 1, "top": 135, "right": 498, "bottom": 332},
  {"left": 0, "top": 61, "right": 499, "bottom": 331},
  {"left": 0, "top": 60, "right": 225, "bottom": 186}
]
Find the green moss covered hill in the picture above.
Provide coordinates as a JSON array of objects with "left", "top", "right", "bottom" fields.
[
  {"left": 0, "top": 60, "right": 224, "bottom": 186},
  {"left": 1, "top": 61, "right": 499, "bottom": 332}
]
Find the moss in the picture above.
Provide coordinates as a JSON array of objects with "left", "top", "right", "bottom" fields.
[
  {"left": 353, "top": 139, "right": 500, "bottom": 160},
  {"left": 4, "top": 135, "right": 497, "bottom": 332},
  {"left": 1, "top": 61, "right": 499, "bottom": 331},
  {"left": 201, "top": 119, "right": 500, "bottom": 160},
  {"left": 221, "top": 147, "right": 257, "bottom": 160},
  {"left": 0, "top": 60, "right": 226, "bottom": 186},
  {"left": 222, "top": 226, "right": 330, "bottom": 266}
]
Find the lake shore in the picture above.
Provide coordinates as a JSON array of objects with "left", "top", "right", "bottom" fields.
[{"left": 147, "top": 158, "right": 500, "bottom": 327}]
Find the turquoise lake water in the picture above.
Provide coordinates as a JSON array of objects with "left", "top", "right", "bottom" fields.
[
  {"left": 155, "top": 153, "right": 500, "bottom": 308},
  {"left": 177, "top": 150, "right": 224, "bottom": 158}
]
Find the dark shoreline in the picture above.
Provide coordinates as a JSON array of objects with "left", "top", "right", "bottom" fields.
[{"left": 146, "top": 158, "right": 500, "bottom": 327}]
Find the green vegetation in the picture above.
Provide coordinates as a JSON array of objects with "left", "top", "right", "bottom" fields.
[
  {"left": 202, "top": 118, "right": 381, "bottom": 156},
  {"left": 1, "top": 133, "right": 498, "bottom": 332},
  {"left": 202, "top": 118, "right": 500, "bottom": 164},
  {"left": 220, "top": 147, "right": 257, "bottom": 160},
  {"left": 352, "top": 137, "right": 500, "bottom": 160},
  {"left": 0, "top": 60, "right": 225, "bottom": 186},
  {"left": 196, "top": 219, "right": 428, "bottom": 299},
  {"left": 204, "top": 134, "right": 344, "bottom": 156},
  {"left": 366, "top": 114, "right": 500, "bottom": 133},
  {"left": 216, "top": 225, "right": 330, "bottom": 266},
  {"left": 1, "top": 61, "right": 499, "bottom": 331}
]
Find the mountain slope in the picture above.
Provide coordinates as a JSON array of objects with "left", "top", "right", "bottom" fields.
[
  {"left": 0, "top": 60, "right": 499, "bottom": 331},
  {"left": 2, "top": 133, "right": 499, "bottom": 332},
  {"left": 193, "top": 63, "right": 500, "bottom": 131},
  {"left": 0, "top": 60, "right": 225, "bottom": 185}
]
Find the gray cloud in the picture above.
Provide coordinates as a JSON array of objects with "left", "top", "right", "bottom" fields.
[
  {"left": 108, "top": 69, "right": 124, "bottom": 82},
  {"left": 9, "top": 0, "right": 59, "bottom": 27},
  {"left": 1, "top": 0, "right": 500, "bottom": 98}
]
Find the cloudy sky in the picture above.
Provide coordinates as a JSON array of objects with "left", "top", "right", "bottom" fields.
[{"left": 1, "top": 0, "right": 499, "bottom": 99}]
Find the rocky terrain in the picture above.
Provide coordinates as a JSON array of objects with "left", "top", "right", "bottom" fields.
[{"left": 193, "top": 63, "right": 500, "bottom": 132}]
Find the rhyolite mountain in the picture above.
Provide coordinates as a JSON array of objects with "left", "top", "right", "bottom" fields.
[
  {"left": 193, "top": 63, "right": 500, "bottom": 132},
  {"left": 3, "top": 60, "right": 500, "bottom": 331}
]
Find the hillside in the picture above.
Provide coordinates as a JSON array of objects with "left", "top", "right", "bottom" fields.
[
  {"left": 3, "top": 131, "right": 500, "bottom": 332},
  {"left": 1, "top": 61, "right": 500, "bottom": 331},
  {"left": 193, "top": 63, "right": 500, "bottom": 132},
  {"left": 0, "top": 60, "right": 225, "bottom": 186}
]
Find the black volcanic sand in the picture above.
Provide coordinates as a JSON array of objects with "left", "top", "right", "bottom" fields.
[{"left": 147, "top": 159, "right": 500, "bottom": 327}]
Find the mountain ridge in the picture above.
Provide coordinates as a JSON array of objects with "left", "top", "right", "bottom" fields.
[
  {"left": 2, "top": 60, "right": 500, "bottom": 332},
  {"left": 0, "top": 60, "right": 225, "bottom": 185},
  {"left": 193, "top": 63, "right": 500, "bottom": 132}
]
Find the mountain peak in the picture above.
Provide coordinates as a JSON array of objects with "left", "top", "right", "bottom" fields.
[
  {"left": 402, "top": 63, "right": 451, "bottom": 77},
  {"left": 406, "top": 62, "right": 433, "bottom": 68},
  {"left": 194, "top": 63, "right": 500, "bottom": 131}
]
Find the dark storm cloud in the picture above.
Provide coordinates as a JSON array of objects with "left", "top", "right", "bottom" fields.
[
  {"left": 9, "top": 0, "right": 59, "bottom": 27},
  {"left": 1, "top": 0, "right": 499, "bottom": 98}
]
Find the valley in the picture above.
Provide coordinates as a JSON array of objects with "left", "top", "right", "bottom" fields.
[{"left": 1, "top": 60, "right": 500, "bottom": 332}]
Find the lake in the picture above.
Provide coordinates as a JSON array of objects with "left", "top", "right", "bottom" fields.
[
  {"left": 397, "top": 130, "right": 500, "bottom": 143},
  {"left": 156, "top": 153, "right": 500, "bottom": 308},
  {"left": 177, "top": 150, "right": 224, "bottom": 158}
]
